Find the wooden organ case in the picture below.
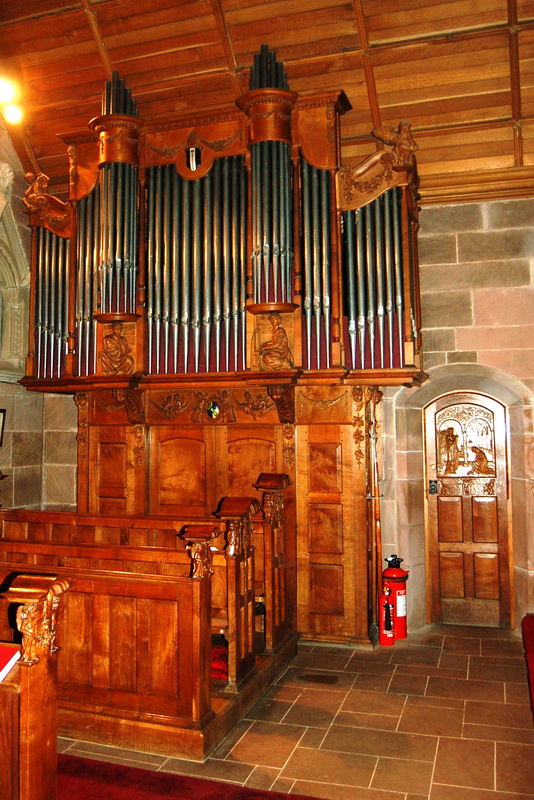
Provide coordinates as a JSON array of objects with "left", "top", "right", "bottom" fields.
[{"left": 20, "top": 46, "right": 423, "bottom": 650}]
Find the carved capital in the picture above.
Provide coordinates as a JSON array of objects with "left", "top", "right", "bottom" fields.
[{"left": 267, "top": 384, "right": 295, "bottom": 423}]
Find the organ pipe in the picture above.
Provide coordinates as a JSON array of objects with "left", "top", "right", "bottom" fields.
[
  {"left": 24, "top": 51, "right": 421, "bottom": 386},
  {"left": 341, "top": 188, "right": 415, "bottom": 371},
  {"left": 144, "top": 157, "right": 248, "bottom": 375}
]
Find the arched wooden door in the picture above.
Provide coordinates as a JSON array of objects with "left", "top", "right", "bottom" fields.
[{"left": 424, "top": 393, "right": 512, "bottom": 628}]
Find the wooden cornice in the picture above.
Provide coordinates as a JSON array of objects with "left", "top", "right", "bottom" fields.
[{"left": 419, "top": 165, "right": 534, "bottom": 205}]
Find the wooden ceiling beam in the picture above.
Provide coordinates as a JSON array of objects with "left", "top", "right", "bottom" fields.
[
  {"left": 210, "top": 0, "right": 243, "bottom": 98},
  {"left": 351, "top": 0, "right": 381, "bottom": 129},
  {"left": 81, "top": 0, "right": 113, "bottom": 81}
]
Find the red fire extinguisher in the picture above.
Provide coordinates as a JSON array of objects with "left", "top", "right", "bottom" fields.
[
  {"left": 378, "top": 586, "right": 395, "bottom": 646},
  {"left": 383, "top": 554, "right": 409, "bottom": 640}
]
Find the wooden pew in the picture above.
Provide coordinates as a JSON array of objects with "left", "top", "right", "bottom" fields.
[
  {"left": 0, "top": 574, "right": 69, "bottom": 800},
  {"left": 0, "top": 504, "right": 262, "bottom": 758}
]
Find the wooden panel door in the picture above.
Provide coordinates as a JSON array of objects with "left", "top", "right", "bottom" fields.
[
  {"left": 425, "top": 393, "right": 511, "bottom": 627},
  {"left": 296, "top": 422, "right": 368, "bottom": 642},
  {"left": 148, "top": 426, "right": 218, "bottom": 516}
]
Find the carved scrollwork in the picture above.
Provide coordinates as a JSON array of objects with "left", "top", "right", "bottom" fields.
[
  {"left": 282, "top": 423, "right": 295, "bottom": 467},
  {"left": 352, "top": 386, "right": 365, "bottom": 466},
  {"left": 75, "top": 392, "right": 89, "bottom": 460},
  {"left": 338, "top": 153, "right": 396, "bottom": 205},
  {"left": 267, "top": 384, "right": 295, "bottom": 424}
]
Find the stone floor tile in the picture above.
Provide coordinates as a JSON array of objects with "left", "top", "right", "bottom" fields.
[
  {"left": 438, "top": 651, "right": 469, "bottom": 671},
  {"left": 243, "top": 765, "right": 281, "bottom": 790},
  {"left": 346, "top": 660, "right": 396, "bottom": 676},
  {"left": 433, "top": 737, "right": 494, "bottom": 790},
  {"left": 405, "top": 694, "right": 465, "bottom": 710},
  {"left": 341, "top": 688, "right": 406, "bottom": 716},
  {"left": 277, "top": 666, "right": 356, "bottom": 691},
  {"left": 281, "top": 745, "right": 377, "bottom": 787},
  {"left": 398, "top": 704, "right": 463, "bottom": 737},
  {"left": 335, "top": 711, "right": 400, "bottom": 731},
  {"left": 162, "top": 755, "right": 254, "bottom": 783},
  {"left": 505, "top": 681, "right": 532, "bottom": 705},
  {"left": 210, "top": 718, "right": 254, "bottom": 758},
  {"left": 495, "top": 740, "right": 534, "bottom": 794},
  {"left": 371, "top": 756, "right": 433, "bottom": 795},
  {"left": 387, "top": 672, "right": 428, "bottom": 696},
  {"left": 442, "top": 636, "right": 481, "bottom": 655},
  {"left": 390, "top": 646, "right": 441, "bottom": 667},
  {"left": 226, "top": 720, "right": 305, "bottom": 768},
  {"left": 291, "top": 652, "right": 354, "bottom": 671},
  {"left": 353, "top": 672, "right": 393, "bottom": 692},
  {"left": 290, "top": 780, "right": 406, "bottom": 799},
  {"left": 245, "top": 696, "right": 295, "bottom": 722},
  {"left": 480, "top": 639, "right": 525, "bottom": 658},
  {"left": 321, "top": 724, "right": 438, "bottom": 762},
  {"left": 468, "top": 661, "right": 527, "bottom": 683},
  {"left": 464, "top": 698, "right": 534, "bottom": 728},
  {"left": 462, "top": 722, "right": 534, "bottom": 744},
  {"left": 430, "top": 786, "right": 534, "bottom": 800},
  {"left": 280, "top": 688, "right": 345, "bottom": 728},
  {"left": 426, "top": 675, "right": 505, "bottom": 702}
]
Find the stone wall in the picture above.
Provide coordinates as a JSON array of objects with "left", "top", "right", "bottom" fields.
[
  {"left": 381, "top": 197, "right": 534, "bottom": 631},
  {"left": 0, "top": 119, "right": 77, "bottom": 511}
]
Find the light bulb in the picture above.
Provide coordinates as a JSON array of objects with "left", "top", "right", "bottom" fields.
[
  {"left": 4, "top": 105, "right": 22, "bottom": 123},
  {"left": 0, "top": 80, "right": 15, "bottom": 103}
]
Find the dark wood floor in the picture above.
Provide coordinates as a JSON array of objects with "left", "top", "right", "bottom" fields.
[{"left": 59, "top": 624, "right": 534, "bottom": 799}]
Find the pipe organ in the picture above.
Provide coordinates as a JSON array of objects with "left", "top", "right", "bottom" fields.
[{"left": 20, "top": 46, "right": 423, "bottom": 643}]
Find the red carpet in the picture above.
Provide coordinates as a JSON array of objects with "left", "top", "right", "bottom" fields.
[{"left": 57, "top": 754, "right": 314, "bottom": 800}]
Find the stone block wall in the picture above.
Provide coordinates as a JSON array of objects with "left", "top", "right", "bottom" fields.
[
  {"left": 381, "top": 197, "right": 534, "bottom": 631},
  {"left": 418, "top": 198, "right": 534, "bottom": 389}
]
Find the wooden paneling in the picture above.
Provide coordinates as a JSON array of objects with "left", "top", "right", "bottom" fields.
[
  {"left": 437, "top": 497, "right": 463, "bottom": 542},
  {"left": 439, "top": 552, "right": 465, "bottom": 598},
  {"left": 474, "top": 553, "right": 500, "bottom": 599},
  {"left": 2, "top": 1, "right": 534, "bottom": 201},
  {"left": 473, "top": 496, "right": 498, "bottom": 542}
]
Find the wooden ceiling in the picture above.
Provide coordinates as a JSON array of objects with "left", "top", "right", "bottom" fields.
[{"left": 1, "top": 0, "right": 534, "bottom": 204}]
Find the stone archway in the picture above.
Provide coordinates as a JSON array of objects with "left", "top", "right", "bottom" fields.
[{"left": 382, "top": 363, "right": 532, "bottom": 632}]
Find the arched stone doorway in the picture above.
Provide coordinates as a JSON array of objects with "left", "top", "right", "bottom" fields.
[{"left": 382, "top": 364, "right": 532, "bottom": 632}]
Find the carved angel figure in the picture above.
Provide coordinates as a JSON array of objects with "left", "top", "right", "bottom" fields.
[
  {"left": 23, "top": 172, "right": 49, "bottom": 210},
  {"left": 372, "top": 121, "right": 418, "bottom": 165}
]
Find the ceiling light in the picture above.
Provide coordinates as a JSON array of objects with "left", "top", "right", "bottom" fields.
[
  {"left": 4, "top": 105, "right": 22, "bottom": 123},
  {"left": 0, "top": 80, "right": 15, "bottom": 103}
]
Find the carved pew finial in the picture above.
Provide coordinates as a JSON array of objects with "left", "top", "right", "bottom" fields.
[{"left": 1, "top": 574, "right": 70, "bottom": 665}]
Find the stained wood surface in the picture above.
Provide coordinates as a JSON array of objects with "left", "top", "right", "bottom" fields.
[{"left": 1, "top": 0, "right": 533, "bottom": 203}]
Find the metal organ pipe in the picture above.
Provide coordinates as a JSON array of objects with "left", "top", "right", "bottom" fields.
[
  {"left": 341, "top": 188, "right": 408, "bottom": 371},
  {"left": 143, "top": 157, "right": 248, "bottom": 375},
  {"left": 300, "top": 158, "right": 334, "bottom": 369},
  {"left": 393, "top": 187, "right": 405, "bottom": 368},
  {"left": 33, "top": 227, "right": 70, "bottom": 379}
]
